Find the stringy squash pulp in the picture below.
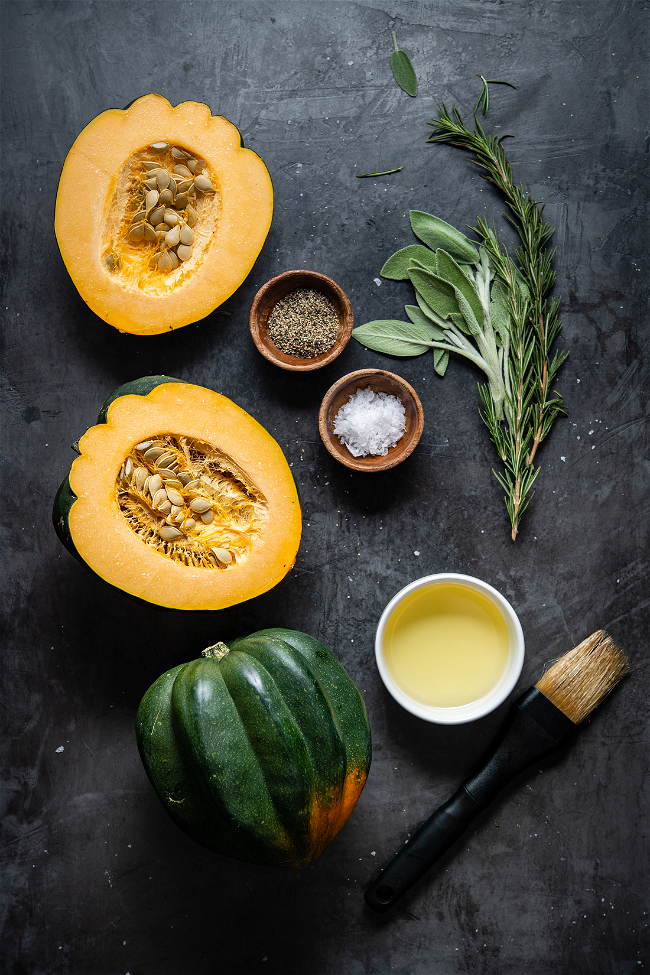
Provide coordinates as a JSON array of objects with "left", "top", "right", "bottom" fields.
[
  {"left": 55, "top": 95, "right": 273, "bottom": 335},
  {"left": 54, "top": 380, "right": 301, "bottom": 609}
]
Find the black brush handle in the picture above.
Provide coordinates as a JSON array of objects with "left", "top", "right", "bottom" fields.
[{"left": 365, "top": 688, "right": 577, "bottom": 913}]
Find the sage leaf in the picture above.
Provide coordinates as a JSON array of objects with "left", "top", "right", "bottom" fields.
[
  {"left": 435, "top": 250, "right": 484, "bottom": 324},
  {"left": 434, "top": 348, "right": 449, "bottom": 376},
  {"left": 381, "top": 244, "right": 436, "bottom": 280},
  {"left": 489, "top": 280, "right": 511, "bottom": 342},
  {"left": 390, "top": 32, "right": 417, "bottom": 97},
  {"left": 415, "top": 291, "right": 450, "bottom": 330},
  {"left": 410, "top": 211, "right": 480, "bottom": 264},
  {"left": 455, "top": 289, "right": 482, "bottom": 336},
  {"left": 408, "top": 267, "right": 460, "bottom": 320},
  {"left": 352, "top": 320, "right": 432, "bottom": 356},
  {"left": 450, "top": 311, "right": 471, "bottom": 335},
  {"left": 405, "top": 304, "right": 446, "bottom": 340}
]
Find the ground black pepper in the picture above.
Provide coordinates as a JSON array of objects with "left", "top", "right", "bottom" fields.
[{"left": 267, "top": 288, "right": 339, "bottom": 357}]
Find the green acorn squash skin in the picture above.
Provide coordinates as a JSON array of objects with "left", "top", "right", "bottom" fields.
[{"left": 136, "top": 629, "right": 371, "bottom": 868}]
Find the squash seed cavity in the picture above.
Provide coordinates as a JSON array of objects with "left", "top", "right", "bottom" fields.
[
  {"left": 117, "top": 435, "right": 268, "bottom": 569},
  {"left": 102, "top": 144, "right": 220, "bottom": 294}
]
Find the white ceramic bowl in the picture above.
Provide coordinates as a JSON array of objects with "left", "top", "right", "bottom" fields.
[{"left": 375, "top": 573, "right": 525, "bottom": 724}]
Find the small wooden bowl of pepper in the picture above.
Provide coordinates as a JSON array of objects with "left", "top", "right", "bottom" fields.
[
  {"left": 249, "top": 269, "right": 353, "bottom": 371},
  {"left": 319, "top": 369, "right": 424, "bottom": 473}
]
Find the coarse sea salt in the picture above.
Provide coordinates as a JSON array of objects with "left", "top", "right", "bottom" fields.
[{"left": 334, "top": 387, "right": 406, "bottom": 457}]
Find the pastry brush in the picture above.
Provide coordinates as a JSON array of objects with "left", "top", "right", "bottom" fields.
[{"left": 365, "top": 630, "right": 628, "bottom": 913}]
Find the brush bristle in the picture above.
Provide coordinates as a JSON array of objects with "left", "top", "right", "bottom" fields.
[{"left": 535, "top": 630, "right": 628, "bottom": 724}]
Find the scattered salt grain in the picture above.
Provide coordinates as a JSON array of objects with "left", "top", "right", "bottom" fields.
[{"left": 334, "top": 387, "right": 406, "bottom": 457}]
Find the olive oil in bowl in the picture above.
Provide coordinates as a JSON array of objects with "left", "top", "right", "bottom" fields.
[{"left": 376, "top": 574, "right": 525, "bottom": 724}]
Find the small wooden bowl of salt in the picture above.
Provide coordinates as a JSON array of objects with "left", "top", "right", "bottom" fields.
[
  {"left": 249, "top": 269, "right": 353, "bottom": 371},
  {"left": 319, "top": 369, "right": 424, "bottom": 472}
]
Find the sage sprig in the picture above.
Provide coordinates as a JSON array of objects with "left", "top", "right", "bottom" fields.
[
  {"left": 352, "top": 81, "right": 567, "bottom": 540},
  {"left": 390, "top": 32, "right": 417, "bottom": 97}
]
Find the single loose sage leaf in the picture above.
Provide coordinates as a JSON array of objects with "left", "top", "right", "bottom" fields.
[
  {"left": 390, "top": 32, "right": 417, "bottom": 97},
  {"left": 410, "top": 211, "right": 480, "bottom": 264},
  {"left": 352, "top": 320, "right": 431, "bottom": 357},
  {"left": 434, "top": 348, "right": 449, "bottom": 377},
  {"left": 381, "top": 244, "right": 436, "bottom": 280},
  {"left": 409, "top": 267, "right": 460, "bottom": 320},
  {"left": 435, "top": 249, "right": 484, "bottom": 324},
  {"left": 405, "top": 304, "right": 446, "bottom": 340}
]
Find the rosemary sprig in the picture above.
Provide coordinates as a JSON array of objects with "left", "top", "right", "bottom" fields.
[
  {"left": 352, "top": 81, "right": 567, "bottom": 540},
  {"left": 426, "top": 83, "right": 567, "bottom": 538}
]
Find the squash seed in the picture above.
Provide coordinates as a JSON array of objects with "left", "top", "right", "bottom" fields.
[
  {"left": 134, "top": 467, "right": 148, "bottom": 490},
  {"left": 163, "top": 210, "right": 179, "bottom": 227},
  {"left": 150, "top": 142, "right": 170, "bottom": 152},
  {"left": 173, "top": 164, "right": 193, "bottom": 179},
  {"left": 158, "top": 251, "right": 173, "bottom": 271},
  {"left": 186, "top": 158, "right": 199, "bottom": 173},
  {"left": 166, "top": 488, "right": 184, "bottom": 506},
  {"left": 156, "top": 170, "right": 171, "bottom": 191},
  {"left": 158, "top": 500, "right": 172, "bottom": 514},
  {"left": 143, "top": 177, "right": 158, "bottom": 190},
  {"left": 144, "top": 446, "right": 165, "bottom": 462},
  {"left": 177, "top": 244, "right": 192, "bottom": 262},
  {"left": 186, "top": 206, "right": 197, "bottom": 227},
  {"left": 136, "top": 440, "right": 153, "bottom": 450},
  {"left": 201, "top": 509, "right": 214, "bottom": 524},
  {"left": 148, "top": 474, "right": 163, "bottom": 494},
  {"left": 144, "top": 223, "right": 157, "bottom": 241},
  {"left": 153, "top": 488, "right": 168, "bottom": 508},
  {"left": 180, "top": 225, "right": 194, "bottom": 246},
  {"left": 172, "top": 147, "right": 189, "bottom": 159},
  {"left": 129, "top": 224, "right": 145, "bottom": 241},
  {"left": 143, "top": 161, "right": 160, "bottom": 171},
  {"left": 131, "top": 209, "right": 147, "bottom": 223},
  {"left": 178, "top": 472, "right": 192, "bottom": 485},
  {"left": 182, "top": 518, "right": 196, "bottom": 531},
  {"left": 149, "top": 206, "right": 165, "bottom": 225},
  {"left": 175, "top": 193, "right": 189, "bottom": 209},
  {"left": 145, "top": 189, "right": 159, "bottom": 211},
  {"left": 176, "top": 179, "right": 192, "bottom": 194},
  {"left": 159, "top": 188, "right": 174, "bottom": 206},
  {"left": 194, "top": 174, "right": 216, "bottom": 193},
  {"left": 168, "top": 251, "right": 179, "bottom": 270},
  {"left": 159, "top": 526, "right": 182, "bottom": 540},
  {"left": 165, "top": 225, "right": 181, "bottom": 248},
  {"left": 212, "top": 547, "right": 233, "bottom": 565},
  {"left": 190, "top": 498, "right": 212, "bottom": 513}
]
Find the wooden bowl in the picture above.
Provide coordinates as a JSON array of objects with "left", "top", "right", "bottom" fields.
[
  {"left": 318, "top": 369, "right": 424, "bottom": 472},
  {"left": 249, "top": 270, "right": 353, "bottom": 371}
]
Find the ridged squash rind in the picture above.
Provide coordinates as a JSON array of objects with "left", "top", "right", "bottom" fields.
[{"left": 136, "top": 629, "right": 372, "bottom": 868}]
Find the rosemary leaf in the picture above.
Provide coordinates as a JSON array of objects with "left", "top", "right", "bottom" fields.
[{"left": 390, "top": 32, "right": 417, "bottom": 97}]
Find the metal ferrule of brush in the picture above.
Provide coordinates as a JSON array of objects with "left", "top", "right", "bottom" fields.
[{"left": 364, "top": 687, "right": 578, "bottom": 913}]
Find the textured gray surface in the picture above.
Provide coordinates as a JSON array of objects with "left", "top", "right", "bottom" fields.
[{"left": 0, "top": 1, "right": 648, "bottom": 973}]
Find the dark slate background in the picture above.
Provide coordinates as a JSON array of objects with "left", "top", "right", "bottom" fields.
[{"left": 1, "top": 2, "right": 647, "bottom": 973}]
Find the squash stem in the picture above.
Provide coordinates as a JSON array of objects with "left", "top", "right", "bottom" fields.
[{"left": 202, "top": 642, "right": 231, "bottom": 660}]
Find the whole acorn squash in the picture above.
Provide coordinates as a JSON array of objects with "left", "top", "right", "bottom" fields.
[
  {"left": 55, "top": 94, "right": 273, "bottom": 335},
  {"left": 52, "top": 377, "right": 301, "bottom": 610},
  {"left": 136, "top": 629, "right": 372, "bottom": 868}
]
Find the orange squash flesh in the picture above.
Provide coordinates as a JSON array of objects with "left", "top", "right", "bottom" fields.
[
  {"left": 55, "top": 95, "right": 273, "bottom": 335},
  {"left": 67, "top": 383, "right": 301, "bottom": 609}
]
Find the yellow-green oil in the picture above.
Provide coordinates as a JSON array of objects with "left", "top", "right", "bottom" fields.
[{"left": 383, "top": 582, "right": 510, "bottom": 707}]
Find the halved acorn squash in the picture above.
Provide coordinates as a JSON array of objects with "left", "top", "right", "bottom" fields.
[
  {"left": 55, "top": 94, "right": 273, "bottom": 335},
  {"left": 53, "top": 378, "right": 301, "bottom": 610}
]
